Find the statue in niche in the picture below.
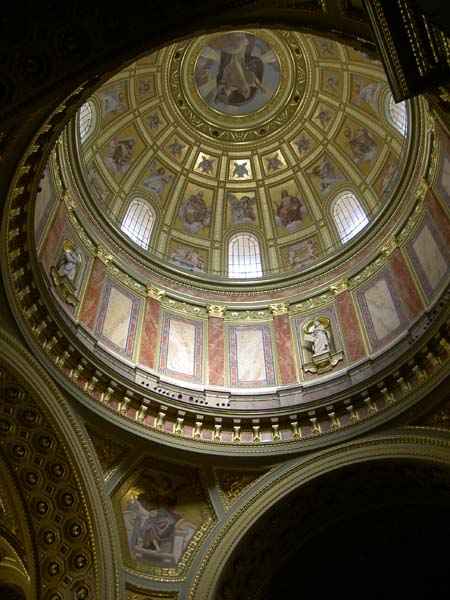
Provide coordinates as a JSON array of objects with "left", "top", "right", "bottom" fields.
[
  {"left": 57, "top": 239, "right": 81, "bottom": 281},
  {"left": 309, "top": 319, "right": 331, "bottom": 355},
  {"left": 303, "top": 317, "right": 341, "bottom": 374},
  {"left": 50, "top": 239, "right": 81, "bottom": 306}
]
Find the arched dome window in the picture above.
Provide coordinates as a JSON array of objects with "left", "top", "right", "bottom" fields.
[
  {"left": 78, "top": 101, "right": 95, "bottom": 143},
  {"left": 228, "top": 233, "right": 263, "bottom": 278},
  {"left": 332, "top": 190, "right": 369, "bottom": 243},
  {"left": 120, "top": 198, "right": 155, "bottom": 249},
  {"left": 386, "top": 92, "right": 408, "bottom": 136}
]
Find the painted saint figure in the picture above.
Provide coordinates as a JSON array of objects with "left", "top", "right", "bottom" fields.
[
  {"left": 141, "top": 160, "right": 173, "bottom": 201},
  {"left": 227, "top": 192, "right": 256, "bottom": 225},
  {"left": 213, "top": 32, "right": 267, "bottom": 106},
  {"left": 178, "top": 191, "right": 211, "bottom": 234},
  {"left": 275, "top": 189, "right": 306, "bottom": 232}
]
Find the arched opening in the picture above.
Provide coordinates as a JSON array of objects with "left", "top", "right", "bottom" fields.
[
  {"left": 228, "top": 233, "right": 263, "bottom": 278},
  {"left": 120, "top": 198, "right": 155, "bottom": 249},
  {"left": 332, "top": 190, "right": 369, "bottom": 243}
]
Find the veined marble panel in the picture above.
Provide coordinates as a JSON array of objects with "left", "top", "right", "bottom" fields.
[
  {"left": 228, "top": 324, "right": 275, "bottom": 387},
  {"left": 159, "top": 312, "right": 203, "bottom": 383},
  {"left": 95, "top": 279, "right": 141, "bottom": 356},
  {"left": 356, "top": 269, "right": 408, "bottom": 351},
  {"left": 406, "top": 216, "right": 449, "bottom": 301}
]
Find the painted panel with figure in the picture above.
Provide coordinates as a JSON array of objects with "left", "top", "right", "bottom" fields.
[
  {"left": 117, "top": 459, "right": 214, "bottom": 574},
  {"left": 158, "top": 313, "right": 203, "bottom": 383},
  {"left": 101, "top": 124, "right": 144, "bottom": 182},
  {"left": 270, "top": 183, "right": 310, "bottom": 234},
  {"left": 356, "top": 269, "right": 408, "bottom": 350},
  {"left": 406, "top": 216, "right": 450, "bottom": 301},
  {"left": 194, "top": 31, "right": 281, "bottom": 116},
  {"left": 228, "top": 324, "right": 275, "bottom": 387},
  {"left": 168, "top": 240, "right": 207, "bottom": 273},
  {"left": 175, "top": 185, "right": 213, "bottom": 237}
]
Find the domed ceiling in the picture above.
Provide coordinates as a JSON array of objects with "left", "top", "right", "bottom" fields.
[
  {"left": 79, "top": 29, "right": 407, "bottom": 279},
  {"left": 28, "top": 25, "right": 443, "bottom": 452}
]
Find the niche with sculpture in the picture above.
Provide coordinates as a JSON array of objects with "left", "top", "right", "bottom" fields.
[
  {"left": 302, "top": 316, "right": 344, "bottom": 373},
  {"left": 50, "top": 238, "right": 82, "bottom": 306}
]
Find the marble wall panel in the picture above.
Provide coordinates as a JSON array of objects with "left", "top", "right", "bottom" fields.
[
  {"left": 435, "top": 120, "right": 450, "bottom": 209},
  {"left": 388, "top": 248, "right": 424, "bottom": 319},
  {"left": 158, "top": 313, "right": 203, "bottom": 383},
  {"left": 273, "top": 314, "right": 297, "bottom": 384},
  {"left": 406, "top": 214, "right": 450, "bottom": 302},
  {"left": 356, "top": 268, "right": 409, "bottom": 351},
  {"left": 228, "top": 324, "right": 275, "bottom": 387},
  {"left": 335, "top": 291, "right": 366, "bottom": 362},
  {"left": 34, "top": 164, "right": 58, "bottom": 246},
  {"left": 79, "top": 258, "right": 107, "bottom": 331},
  {"left": 95, "top": 279, "right": 141, "bottom": 357},
  {"left": 139, "top": 297, "right": 160, "bottom": 369},
  {"left": 208, "top": 317, "right": 224, "bottom": 386},
  {"left": 39, "top": 200, "right": 67, "bottom": 271}
]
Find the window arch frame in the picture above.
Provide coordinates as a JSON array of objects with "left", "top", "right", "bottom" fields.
[
  {"left": 384, "top": 90, "right": 408, "bottom": 137},
  {"left": 77, "top": 100, "right": 97, "bottom": 144},
  {"left": 227, "top": 232, "right": 264, "bottom": 279},
  {"left": 330, "top": 189, "right": 369, "bottom": 244},
  {"left": 120, "top": 197, "right": 156, "bottom": 250}
]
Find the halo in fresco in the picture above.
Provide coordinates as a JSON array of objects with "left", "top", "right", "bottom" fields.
[{"left": 194, "top": 32, "right": 281, "bottom": 116}]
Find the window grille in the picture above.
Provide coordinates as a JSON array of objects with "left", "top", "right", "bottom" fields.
[
  {"left": 386, "top": 92, "right": 408, "bottom": 136},
  {"left": 120, "top": 199, "right": 155, "bottom": 249},
  {"left": 78, "top": 102, "right": 94, "bottom": 143},
  {"left": 332, "top": 190, "right": 369, "bottom": 243},
  {"left": 228, "top": 234, "right": 263, "bottom": 278}
]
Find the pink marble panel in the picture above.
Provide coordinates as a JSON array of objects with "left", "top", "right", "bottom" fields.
[
  {"left": 139, "top": 297, "right": 160, "bottom": 369},
  {"left": 79, "top": 258, "right": 106, "bottom": 331},
  {"left": 426, "top": 189, "right": 450, "bottom": 247},
  {"left": 208, "top": 317, "right": 224, "bottom": 386},
  {"left": 336, "top": 291, "right": 366, "bottom": 362},
  {"left": 39, "top": 201, "right": 68, "bottom": 271},
  {"left": 389, "top": 248, "right": 424, "bottom": 319},
  {"left": 273, "top": 314, "right": 297, "bottom": 384}
]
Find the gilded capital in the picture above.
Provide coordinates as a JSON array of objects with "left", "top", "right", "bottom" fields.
[
  {"left": 330, "top": 279, "right": 348, "bottom": 295},
  {"left": 147, "top": 285, "right": 166, "bottom": 301},
  {"left": 96, "top": 244, "right": 114, "bottom": 265},
  {"left": 380, "top": 234, "right": 398, "bottom": 257},
  {"left": 268, "top": 302, "right": 289, "bottom": 316},
  {"left": 62, "top": 187, "right": 75, "bottom": 211},
  {"left": 207, "top": 304, "right": 226, "bottom": 318},
  {"left": 415, "top": 177, "right": 429, "bottom": 200}
]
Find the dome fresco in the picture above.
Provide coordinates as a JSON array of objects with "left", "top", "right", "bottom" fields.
[{"left": 78, "top": 30, "right": 408, "bottom": 279}]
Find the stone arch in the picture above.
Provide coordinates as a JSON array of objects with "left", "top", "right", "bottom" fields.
[{"left": 191, "top": 433, "right": 450, "bottom": 599}]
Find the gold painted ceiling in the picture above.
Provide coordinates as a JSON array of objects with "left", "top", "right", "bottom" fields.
[{"left": 78, "top": 29, "right": 407, "bottom": 278}]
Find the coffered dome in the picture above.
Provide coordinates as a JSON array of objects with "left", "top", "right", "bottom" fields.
[{"left": 75, "top": 29, "right": 408, "bottom": 282}]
